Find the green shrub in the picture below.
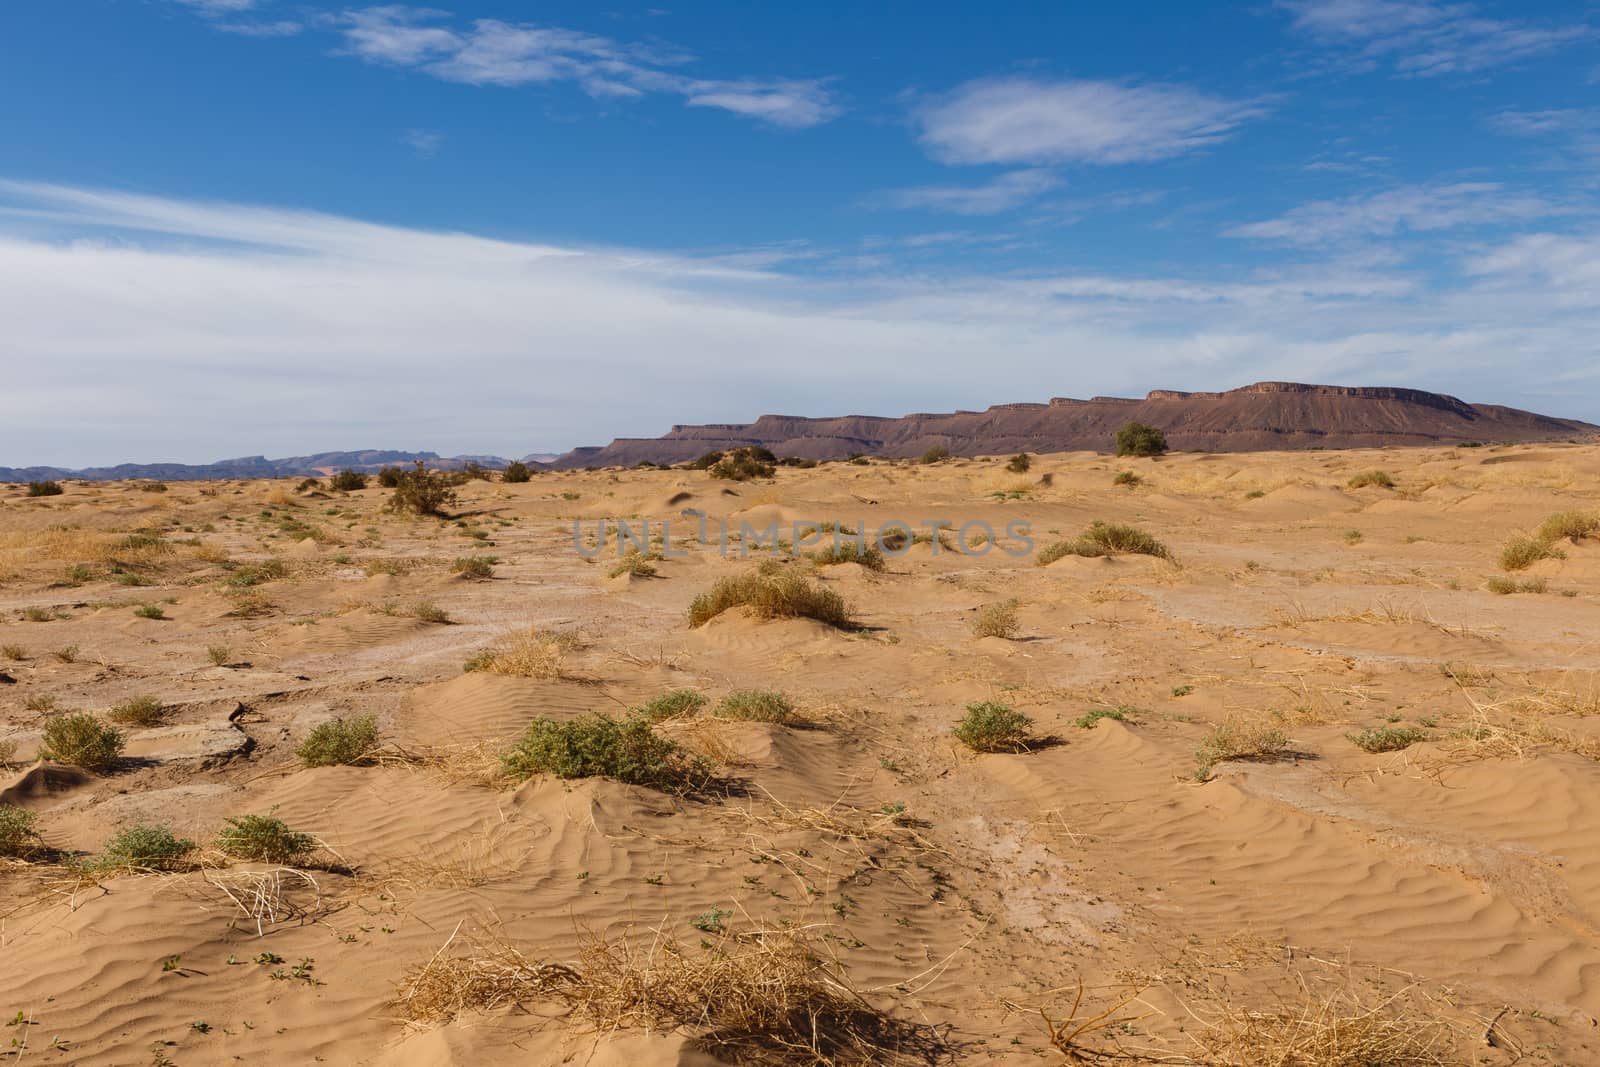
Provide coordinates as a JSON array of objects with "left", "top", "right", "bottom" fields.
[
  {"left": 810, "top": 541, "right": 885, "bottom": 571},
  {"left": 1114, "top": 422, "right": 1166, "bottom": 457},
  {"left": 1346, "top": 470, "right": 1395, "bottom": 489},
  {"left": 1074, "top": 707, "right": 1130, "bottom": 729},
  {"left": 95, "top": 824, "right": 196, "bottom": 872},
  {"left": 387, "top": 461, "right": 458, "bottom": 517},
  {"left": 687, "top": 570, "right": 853, "bottom": 628},
  {"left": 1486, "top": 576, "right": 1546, "bottom": 595},
  {"left": 26, "top": 481, "right": 64, "bottom": 497},
  {"left": 214, "top": 815, "right": 317, "bottom": 863},
  {"left": 919, "top": 445, "right": 951, "bottom": 465},
  {"left": 452, "top": 555, "right": 498, "bottom": 580},
  {"left": 107, "top": 695, "right": 167, "bottom": 727},
  {"left": 971, "top": 600, "right": 1020, "bottom": 639},
  {"left": 412, "top": 601, "right": 452, "bottom": 624},
  {"left": 39, "top": 713, "right": 125, "bottom": 771},
  {"left": 1193, "top": 719, "right": 1288, "bottom": 779},
  {"left": 224, "top": 559, "right": 288, "bottom": 587},
  {"left": 1037, "top": 521, "right": 1171, "bottom": 565},
  {"left": 1006, "top": 453, "right": 1031, "bottom": 474},
  {"left": 376, "top": 466, "right": 405, "bottom": 488},
  {"left": 501, "top": 461, "right": 533, "bottom": 483},
  {"left": 295, "top": 477, "right": 321, "bottom": 493},
  {"left": 502, "top": 714, "right": 711, "bottom": 794},
  {"left": 713, "top": 689, "right": 794, "bottom": 723},
  {"left": 1500, "top": 536, "right": 1563, "bottom": 572},
  {"left": 329, "top": 469, "right": 368, "bottom": 492},
  {"left": 631, "top": 690, "right": 708, "bottom": 722},
  {"left": 685, "top": 450, "right": 724, "bottom": 471},
  {"left": 297, "top": 715, "right": 380, "bottom": 767},
  {"left": 0, "top": 805, "right": 40, "bottom": 858},
  {"left": 1348, "top": 726, "right": 1426, "bottom": 753},
  {"left": 133, "top": 604, "right": 165, "bottom": 620},
  {"left": 953, "top": 702, "right": 1033, "bottom": 753},
  {"left": 1112, "top": 470, "right": 1141, "bottom": 487},
  {"left": 708, "top": 447, "right": 776, "bottom": 481}
]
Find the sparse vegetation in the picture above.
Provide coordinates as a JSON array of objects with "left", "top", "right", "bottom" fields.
[
  {"left": 1037, "top": 520, "right": 1171, "bottom": 564},
  {"left": 329, "top": 469, "right": 368, "bottom": 492},
  {"left": 1112, "top": 469, "right": 1141, "bottom": 487},
  {"left": 412, "top": 601, "right": 452, "bottom": 624},
  {"left": 1346, "top": 470, "right": 1395, "bottom": 489},
  {"left": 712, "top": 689, "right": 795, "bottom": 723},
  {"left": 687, "top": 569, "right": 853, "bottom": 628},
  {"left": 107, "top": 695, "right": 167, "bottom": 727},
  {"left": 207, "top": 645, "right": 231, "bottom": 666},
  {"left": 464, "top": 628, "right": 578, "bottom": 679},
  {"left": 0, "top": 805, "right": 40, "bottom": 857},
  {"left": 1006, "top": 453, "right": 1031, "bottom": 473},
  {"left": 1500, "top": 535, "right": 1562, "bottom": 571},
  {"left": 1487, "top": 575, "right": 1547, "bottom": 595},
  {"left": 386, "top": 460, "right": 459, "bottom": 517},
  {"left": 970, "top": 599, "right": 1020, "bottom": 639},
  {"left": 953, "top": 701, "right": 1033, "bottom": 753},
  {"left": 1114, "top": 421, "right": 1166, "bottom": 457},
  {"left": 214, "top": 815, "right": 317, "bottom": 863},
  {"left": 1537, "top": 510, "right": 1600, "bottom": 544},
  {"left": 810, "top": 541, "right": 885, "bottom": 570},
  {"left": 707, "top": 447, "right": 777, "bottom": 481},
  {"left": 297, "top": 715, "right": 380, "bottom": 767},
  {"left": 630, "top": 690, "right": 708, "bottom": 722},
  {"left": 608, "top": 551, "right": 659, "bottom": 578},
  {"left": 452, "top": 555, "right": 498, "bottom": 580},
  {"left": 1194, "top": 719, "right": 1288, "bottom": 779},
  {"left": 376, "top": 466, "right": 405, "bottom": 488},
  {"left": 94, "top": 824, "right": 196, "bottom": 872},
  {"left": 133, "top": 603, "right": 166, "bottom": 620},
  {"left": 1349, "top": 726, "right": 1427, "bottom": 753},
  {"left": 919, "top": 445, "right": 951, "bottom": 464},
  {"left": 501, "top": 461, "right": 533, "bottom": 483},
  {"left": 502, "top": 714, "right": 711, "bottom": 794},
  {"left": 26, "top": 481, "right": 64, "bottom": 497},
  {"left": 38, "top": 713, "right": 125, "bottom": 771},
  {"left": 1075, "top": 707, "right": 1131, "bottom": 729}
]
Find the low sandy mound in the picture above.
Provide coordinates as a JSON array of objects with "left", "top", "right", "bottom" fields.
[
  {"left": 395, "top": 672, "right": 595, "bottom": 748},
  {"left": 260, "top": 608, "right": 429, "bottom": 654}
]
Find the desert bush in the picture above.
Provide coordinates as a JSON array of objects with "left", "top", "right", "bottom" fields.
[
  {"left": 685, "top": 450, "right": 724, "bottom": 470},
  {"left": 224, "top": 558, "right": 288, "bottom": 587},
  {"left": 133, "top": 603, "right": 165, "bottom": 620},
  {"left": 1, "top": 644, "right": 25, "bottom": 660},
  {"left": 630, "top": 690, "right": 708, "bottom": 722},
  {"left": 26, "top": 481, "right": 64, "bottom": 497},
  {"left": 1346, "top": 470, "right": 1395, "bottom": 489},
  {"left": 971, "top": 599, "right": 1020, "bottom": 639},
  {"left": 712, "top": 689, "right": 795, "bottom": 723},
  {"left": 387, "top": 461, "right": 458, "bottom": 516},
  {"left": 1537, "top": 510, "right": 1600, "bottom": 544},
  {"left": 708, "top": 447, "right": 776, "bottom": 482},
  {"left": 779, "top": 456, "right": 818, "bottom": 469},
  {"left": 1487, "top": 575, "right": 1547, "bottom": 595},
  {"left": 295, "top": 477, "right": 322, "bottom": 493},
  {"left": 1037, "top": 521, "right": 1170, "bottom": 565},
  {"left": 1112, "top": 470, "right": 1141, "bottom": 487},
  {"left": 95, "top": 824, "right": 196, "bottom": 872},
  {"left": 608, "top": 552, "right": 658, "bottom": 578},
  {"left": 329, "top": 469, "right": 368, "bottom": 492},
  {"left": 1194, "top": 719, "right": 1288, "bottom": 778},
  {"left": 376, "top": 466, "right": 405, "bottom": 488},
  {"left": 460, "top": 462, "right": 493, "bottom": 481},
  {"left": 1348, "top": 726, "right": 1426, "bottom": 753},
  {"left": 412, "top": 601, "right": 452, "bottom": 624},
  {"left": 687, "top": 570, "right": 852, "bottom": 628},
  {"left": 39, "top": 713, "right": 124, "bottom": 771},
  {"left": 1194, "top": 981, "right": 1455, "bottom": 1066},
  {"left": 207, "top": 645, "right": 231, "bottom": 666},
  {"left": 953, "top": 702, "right": 1033, "bottom": 753},
  {"left": 501, "top": 461, "right": 532, "bottom": 483},
  {"left": 1114, "top": 422, "right": 1166, "bottom": 457},
  {"left": 297, "top": 715, "right": 380, "bottom": 767},
  {"left": 107, "top": 695, "right": 167, "bottom": 727},
  {"left": 1006, "top": 453, "right": 1031, "bottom": 473},
  {"left": 464, "top": 628, "right": 578, "bottom": 678},
  {"left": 1074, "top": 707, "right": 1131, "bottom": 729},
  {"left": 0, "top": 805, "right": 40, "bottom": 857},
  {"left": 451, "top": 555, "right": 498, "bottom": 580},
  {"left": 919, "top": 445, "right": 951, "bottom": 464},
  {"left": 214, "top": 814, "right": 317, "bottom": 863},
  {"left": 810, "top": 541, "right": 885, "bottom": 571},
  {"left": 1500, "top": 535, "right": 1563, "bottom": 571},
  {"left": 502, "top": 714, "right": 711, "bottom": 794}
]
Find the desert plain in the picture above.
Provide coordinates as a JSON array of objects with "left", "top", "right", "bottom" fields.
[{"left": 1, "top": 442, "right": 1598, "bottom": 1066}]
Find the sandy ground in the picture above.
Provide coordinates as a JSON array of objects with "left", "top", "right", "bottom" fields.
[{"left": 1, "top": 443, "right": 1598, "bottom": 1065}]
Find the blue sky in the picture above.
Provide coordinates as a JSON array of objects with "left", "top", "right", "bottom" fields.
[{"left": 2, "top": 0, "right": 1599, "bottom": 465}]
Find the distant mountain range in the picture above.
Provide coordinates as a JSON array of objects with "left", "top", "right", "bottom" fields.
[
  {"left": 547, "top": 382, "right": 1598, "bottom": 468},
  {"left": 6, "top": 383, "right": 1594, "bottom": 481}
]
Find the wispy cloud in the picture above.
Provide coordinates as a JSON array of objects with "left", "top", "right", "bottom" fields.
[
  {"left": 1276, "top": 0, "right": 1589, "bottom": 77},
  {"left": 880, "top": 169, "right": 1057, "bottom": 215},
  {"left": 1228, "top": 182, "right": 1569, "bottom": 245},
  {"left": 914, "top": 77, "right": 1262, "bottom": 166},
  {"left": 330, "top": 6, "right": 838, "bottom": 127},
  {"left": 400, "top": 128, "right": 442, "bottom": 157},
  {"left": 175, "top": 0, "right": 260, "bottom": 11},
  {"left": 3, "top": 180, "right": 1597, "bottom": 465},
  {"left": 213, "top": 20, "right": 303, "bottom": 37}
]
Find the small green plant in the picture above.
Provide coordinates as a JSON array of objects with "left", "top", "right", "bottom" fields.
[
  {"left": 501, "top": 460, "right": 533, "bottom": 483},
  {"left": 1074, "top": 707, "right": 1130, "bottom": 729},
  {"left": 1348, "top": 726, "right": 1427, "bottom": 753},
  {"left": 1244, "top": 488, "right": 1266, "bottom": 499},
  {"left": 1112, "top": 470, "right": 1141, "bottom": 487},
  {"left": 214, "top": 815, "right": 317, "bottom": 863},
  {"left": 919, "top": 445, "right": 951, "bottom": 465},
  {"left": 1342, "top": 529, "right": 1363, "bottom": 544},
  {"left": 0, "top": 805, "right": 41, "bottom": 858},
  {"left": 1171, "top": 685, "right": 1194, "bottom": 697},
  {"left": 713, "top": 689, "right": 795, "bottom": 723},
  {"left": 687, "top": 570, "right": 853, "bottom": 629},
  {"left": 1487, "top": 575, "right": 1547, "bottom": 595},
  {"left": 1114, "top": 422, "right": 1166, "bottom": 457},
  {"left": 953, "top": 702, "right": 1033, "bottom": 753},
  {"left": 1194, "top": 719, "right": 1288, "bottom": 780},
  {"left": 107, "top": 695, "right": 167, "bottom": 727},
  {"left": 386, "top": 460, "right": 458, "bottom": 517},
  {"left": 502, "top": 714, "right": 711, "bottom": 794},
  {"left": 95, "top": 824, "right": 196, "bottom": 872},
  {"left": 412, "top": 601, "right": 452, "bottom": 624},
  {"left": 296, "top": 715, "right": 380, "bottom": 767},
  {"left": 690, "top": 906, "right": 729, "bottom": 934},
  {"left": 39, "top": 713, "right": 125, "bottom": 771},
  {"left": 1006, "top": 453, "right": 1031, "bottom": 474},
  {"left": 1037, "top": 521, "right": 1171, "bottom": 565},
  {"left": 1346, "top": 470, "right": 1395, "bottom": 489},
  {"left": 608, "top": 552, "right": 659, "bottom": 578},
  {"left": 971, "top": 599, "right": 1020, "bottom": 639},
  {"left": 631, "top": 690, "right": 708, "bottom": 722},
  {"left": 810, "top": 541, "right": 885, "bottom": 570},
  {"left": 1500, "top": 535, "right": 1562, "bottom": 571},
  {"left": 53, "top": 644, "right": 80, "bottom": 662},
  {"left": 207, "top": 645, "right": 231, "bottom": 666},
  {"left": 329, "top": 469, "right": 368, "bottom": 492},
  {"left": 224, "top": 559, "right": 289, "bottom": 587},
  {"left": 451, "top": 555, "right": 497, "bottom": 580},
  {"left": 63, "top": 563, "right": 92, "bottom": 584},
  {"left": 133, "top": 603, "right": 166, "bottom": 620}
]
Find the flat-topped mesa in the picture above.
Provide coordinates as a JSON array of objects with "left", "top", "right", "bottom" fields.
[{"left": 544, "top": 380, "right": 1598, "bottom": 468}]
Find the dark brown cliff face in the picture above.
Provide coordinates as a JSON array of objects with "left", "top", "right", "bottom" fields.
[{"left": 548, "top": 381, "right": 1598, "bottom": 468}]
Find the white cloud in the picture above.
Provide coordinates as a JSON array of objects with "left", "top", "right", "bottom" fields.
[
  {"left": 1277, "top": 0, "right": 1588, "bottom": 77},
  {"left": 882, "top": 169, "right": 1057, "bottom": 215},
  {"left": 400, "top": 128, "right": 442, "bottom": 157},
  {"left": 1, "top": 180, "right": 1596, "bottom": 466},
  {"left": 914, "top": 77, "right": 1262, "bottom": 166},
  {"left": 332, "top": 6, "right": 838, "bottom": 127},
  {"left": 175, "top": 0, "right": 259, "bottom": 11},
  {"left": 1229, "top": 182, "right": 1569, "bottom": 245},
  {"left": 214, "top": 20, "right": 303, "bottom": 37}
]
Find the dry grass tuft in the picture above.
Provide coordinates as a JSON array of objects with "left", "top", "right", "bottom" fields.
[
  {"left": 688, "top": 570, "right": 853, "bottom": 629},
  {"left": 1194, "top": 718, "right": 1289, "bottom": 779},
  {"left": 1499, "top": 535, "right": 1562, "bottom": 572},
  {"left": 464, "top": 627, "right": 581, "bottom": 678},
  {"left": 970, "top": 599, "right": 1020, "bottom": 639},
  {"left": 1195, "top": 981, "right": 1455, "bottom": 1066},
  {"left": 1038, "top": 521, "right": 1171, "bottom": 565}
]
